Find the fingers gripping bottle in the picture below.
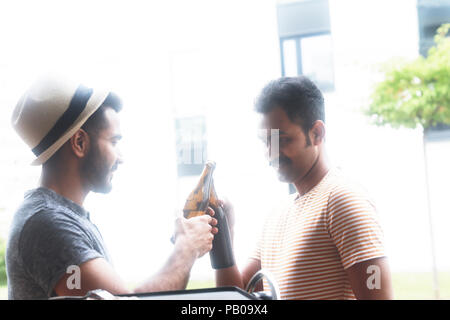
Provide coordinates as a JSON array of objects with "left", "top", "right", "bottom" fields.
[{"left": 183, "top": 161, "right": 235, "bottom": 269}]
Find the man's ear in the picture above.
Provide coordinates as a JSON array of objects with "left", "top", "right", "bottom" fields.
[
  {"left": 310, "top": 120, "right": 326, "bottom": 145},
  {"left": 69, "top": 129, "right": 91, "bottom": 159}
]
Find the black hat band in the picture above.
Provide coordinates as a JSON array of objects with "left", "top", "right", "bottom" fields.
[{"left": 32, "top": 85, "right": 93, "bottom": 157}]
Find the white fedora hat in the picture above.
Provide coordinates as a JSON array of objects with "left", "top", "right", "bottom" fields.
[{"left": 12, "top": 77, "right": 114, "bottom": 165}]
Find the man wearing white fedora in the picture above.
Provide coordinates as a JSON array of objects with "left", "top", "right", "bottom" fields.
[{"left": 6, "top": 78, "right": 218, "bottom": 299}]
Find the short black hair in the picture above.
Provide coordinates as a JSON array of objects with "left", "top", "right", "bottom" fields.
[
  {"left": 255, "top": 76, "right": 325, "bottom": 138},
  {"left": 81, "top": 92, "right": 122, "bottom": 135}
]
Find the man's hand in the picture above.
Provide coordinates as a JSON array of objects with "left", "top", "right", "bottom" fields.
[
  {"left": 217, "top": 198, "right": 235, "bottom": 243},
  {"left": 213, "top": 198, "right": 260, "bottom": 290},
  {"left": 174, "top": 208, "right": 218, "bottom": 259},
  {"left": 218, "top": 198, "right": 234, "bottom": 228}
]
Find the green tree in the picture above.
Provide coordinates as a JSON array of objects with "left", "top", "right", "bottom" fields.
[
  {"left": 0, "top": 237, "right": 6, "bottom": 286},
  {"left": 366, "top": 23, "right": 450, "bottom": 300},
  {"left": 366, "top": 23, "right": 450, "bottom": 130}
]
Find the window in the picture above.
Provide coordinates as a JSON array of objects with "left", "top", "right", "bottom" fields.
[
  {"left": 417, "top": 0, "right": 450, "bottom": 57},
  {"left": 175, "top": 116, "right": 207, "bottom": 177},
  {"left": 280, "top": 33, "right": 334, "bottom": 91},
  {"left": 281, "top": 39, "right": 299, "bottom": 76},
  {"left": 277, "top": 0, "right": 334, "bottom": 193}
]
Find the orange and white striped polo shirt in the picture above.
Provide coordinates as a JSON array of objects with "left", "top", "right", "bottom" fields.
[{"left": 251, "top": 168, "right": 386, "bottom": 300}]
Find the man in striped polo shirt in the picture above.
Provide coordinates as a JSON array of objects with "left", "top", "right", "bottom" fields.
[{"left": 216, "top": 76, "right": 393, "bottom": 299}]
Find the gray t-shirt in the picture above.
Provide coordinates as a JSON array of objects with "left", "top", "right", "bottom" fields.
[{"left": 6, "top": 187, "right": 111, "bottom": 300}]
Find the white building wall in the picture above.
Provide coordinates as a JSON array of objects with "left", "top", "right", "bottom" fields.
[
  {"left": 1, "top": 0, "right": 449, "bottom": 288},
  {"left": 326, "top": 0, "right": 443, "bottom": 272}
]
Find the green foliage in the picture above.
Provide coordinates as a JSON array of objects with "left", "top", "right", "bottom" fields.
[
  {"left": 0, "top": 238, "right": 6, "bottom": 286},
  {"left": 367, "top": 24, "right": 450, "bottom": 130}
]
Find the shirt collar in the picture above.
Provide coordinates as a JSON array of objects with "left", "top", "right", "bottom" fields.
[{"left": 25, "top": 187, "right": 91, "bottom": 220}]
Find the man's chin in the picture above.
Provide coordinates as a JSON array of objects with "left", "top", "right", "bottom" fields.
[
  {"left": 93, "top": 173, "right": 115, "bottom": 194},
  {"left": 273, "top": 162, "right": 290, "bottom": 181},
  {"left": 277, "top": 174, "right": 292, "bottom": 183},
  {"left": 276, "top": 168, "right": 293, "bottom": 183},
  {"left": 92, "top": 183, "right": 113, "bottom": 194}
]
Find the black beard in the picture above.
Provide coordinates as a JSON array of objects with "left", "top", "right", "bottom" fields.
[
  {"left": 270, "top": 156, "right": 292, "bottom": 168},
  {"left": 81, "top": 140, "right": 113, "bottom": 194}
]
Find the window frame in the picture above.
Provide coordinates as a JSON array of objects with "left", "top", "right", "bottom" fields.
[{"left": 279, "top": 31, "right": 335, "bottom": 92}]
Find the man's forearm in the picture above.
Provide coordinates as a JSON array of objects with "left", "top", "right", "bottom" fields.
[
  {"left": 133, "top": 244, "right": 196, "bottom": 293},
  {"left": 215, "top": 265, "right": 244, "bottom": 289}
]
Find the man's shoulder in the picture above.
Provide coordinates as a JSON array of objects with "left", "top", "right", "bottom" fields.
[
  {"left": 323, "top": 168, "right": 376, "bottom": 213},
  {"left": 12, "top": 189, "right": 70, "bottom": 228},
  {"left": 9, "top": 189, "right": 84, "bottom": 249},
  {"left": 21, "top": 209, "right": 74, "bottom": 233},
  {"left": 325, "top": 168, "right": 372, "bottom": 199},
  {"left": 7, "top": 189, "right": 80, "bottom": 273}
]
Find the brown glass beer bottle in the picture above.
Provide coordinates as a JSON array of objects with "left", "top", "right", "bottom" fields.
[
  {"left": 183, "top": 161, "right": 235, "bottom": 269},
  {"left": 183, "top": 161, "right": 215, "bottom": 219}
]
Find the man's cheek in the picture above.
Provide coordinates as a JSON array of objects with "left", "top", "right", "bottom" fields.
[{"left": 280, "top": 147, "right": 295, "bottom": 161}]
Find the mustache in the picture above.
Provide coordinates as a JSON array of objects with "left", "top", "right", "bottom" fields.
[{"left": 270, "top": 156, "right": 291, "bottom": 167}]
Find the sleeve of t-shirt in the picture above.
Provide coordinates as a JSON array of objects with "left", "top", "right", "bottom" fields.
[
  {"left": 326, "top": 186, "right": 386, "bottom": 270},
  {"left": 18, "top": 211, "right": 105, "bottom": 297},
  {"left": 249, "top": 232, "right": 262, "bottom": 261}
]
